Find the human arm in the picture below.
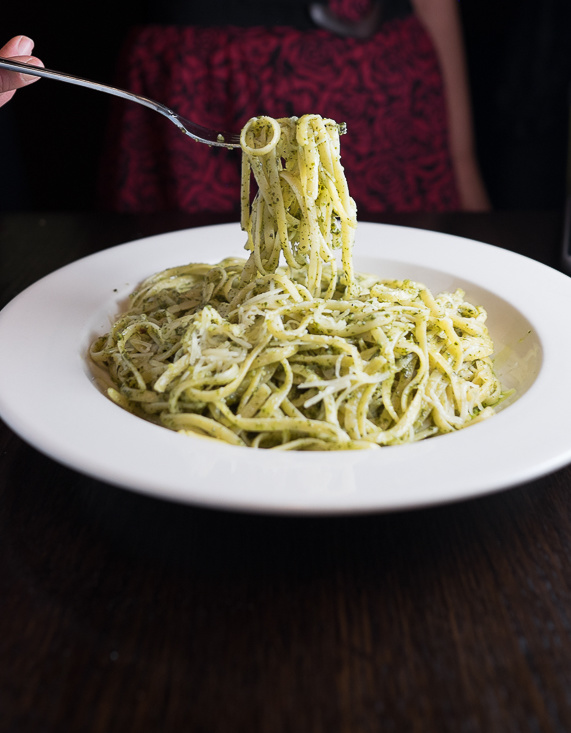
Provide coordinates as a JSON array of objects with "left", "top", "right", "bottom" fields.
[
  {"left": 0, "top": 36, "right": 43, "bottom": 108},
  {"left": 411, "top": 0, "right": 491, "bottom": 210}
]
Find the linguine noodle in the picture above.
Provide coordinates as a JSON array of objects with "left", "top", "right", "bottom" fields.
[{"left": 90, "top": 115, "right": 506, "bottom": 450}]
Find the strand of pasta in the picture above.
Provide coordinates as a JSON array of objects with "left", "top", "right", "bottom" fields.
[{"left": 90, "top": 115, "right": 507, "bottom": 450}]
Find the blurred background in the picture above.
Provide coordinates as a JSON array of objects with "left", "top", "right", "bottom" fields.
[{"left": 1, "top": 0, "right": 570, "bottom": 212}]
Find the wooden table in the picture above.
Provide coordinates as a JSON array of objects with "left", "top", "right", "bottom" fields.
[{"left": 1, "top": 210, "right": 570, "bottom": 733}]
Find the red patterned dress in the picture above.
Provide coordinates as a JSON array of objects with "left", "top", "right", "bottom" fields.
[{"left": 102, "top": 0, "right": 460, "bottom": 215}]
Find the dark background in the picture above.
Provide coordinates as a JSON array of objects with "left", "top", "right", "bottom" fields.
[{"left": 1, "top": 0, "right": 570, "bottom": 212}]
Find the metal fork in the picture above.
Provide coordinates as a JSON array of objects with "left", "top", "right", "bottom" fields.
[{"left": 0, "top": 57, "right": 241, "bottom": 148}]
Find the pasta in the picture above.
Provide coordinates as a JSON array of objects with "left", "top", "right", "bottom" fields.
[{"left": 90, "top": 115, "right": 506, "bottom": 450}]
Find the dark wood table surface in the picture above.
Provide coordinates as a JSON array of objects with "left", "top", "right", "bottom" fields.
[{"left": 1, "top": 209, "right": 570, "bottom": 733}]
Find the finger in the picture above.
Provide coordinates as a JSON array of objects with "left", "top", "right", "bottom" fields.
[
  {"left": 0, "top": 35, "right": 35, "bottom": 58},
  {"left": 0, "top": 55, "right": 44, "bottom": 94},
  {"left": 0, "top": 89, "right": 16, "bottom": 108}
]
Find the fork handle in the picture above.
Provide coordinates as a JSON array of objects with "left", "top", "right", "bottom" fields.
[{"left": 0, "top": 57, "right": 175, "bottom": 118}]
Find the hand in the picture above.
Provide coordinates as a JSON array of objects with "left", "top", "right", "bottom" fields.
[{"left": 0, "top": 36, "right": 43, "bottom": 108}]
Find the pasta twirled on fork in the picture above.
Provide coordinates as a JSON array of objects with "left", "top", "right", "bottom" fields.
[{"left": 90, "top": 115, "right": 506, "bottom": 449}]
